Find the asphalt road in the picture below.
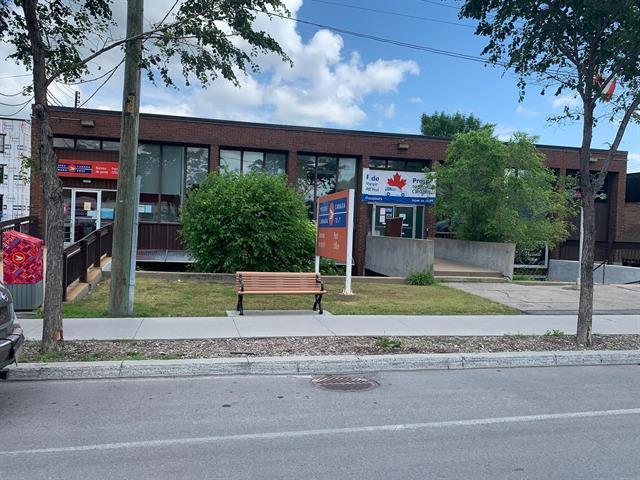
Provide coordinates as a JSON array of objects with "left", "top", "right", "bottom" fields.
[{"left": 2, "top": 366, "right": 640, "bottom": 479}]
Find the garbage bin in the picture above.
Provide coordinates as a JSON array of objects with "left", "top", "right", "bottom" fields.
[{"left": 2, "top": 230, "right": 44, "bottom": 310}]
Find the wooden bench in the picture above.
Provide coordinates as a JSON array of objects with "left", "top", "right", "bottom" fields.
[{"left": 235, "top": 272, "right": 326, "bottom": 315}]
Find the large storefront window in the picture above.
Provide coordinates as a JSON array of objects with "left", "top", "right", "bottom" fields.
[
  {"left": 136, "top": 144, "right": 209, "bottom": 223},
  {"left": 220, "top": 148, "right": 287, "bottom": 175},
  {"left": 186, "top": 147, "right": 209, "bottom": 189},
  {"left": 296, "top": 154, "right": 357, "bottom": 218}
]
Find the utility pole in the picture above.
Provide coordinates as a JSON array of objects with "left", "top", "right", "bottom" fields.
[{"left": 108, "top": 0, "right": 143, "bottom": 316}]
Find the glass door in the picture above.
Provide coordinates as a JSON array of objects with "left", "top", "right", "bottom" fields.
[
  {"left": 72, "top": 190, "right": 100, "bottom": 242},
  {"left": 370, "top": 204, "right": 417, "bottom": 238},
  {"left": 395, "top": 206, "right": 415, "bottom": 238},
  {"left": 372, "top": 205, "right": 395, "bottom": 236}
]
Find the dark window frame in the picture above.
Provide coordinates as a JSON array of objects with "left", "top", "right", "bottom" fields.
[
  {"left": 369, "top": 157, "right": 431, "bottom": 172},
  {"left": 296, "top": 153, "right": 359, "bottom": 218},
  {"left": 135, "top": 143, "right": 210, "bottom": 223},
  {"left": 219, "top": 147, "right": 288, "bottom": 174},
  {"left": 0, "top": 134, "right": 5, "bottom": 153}
]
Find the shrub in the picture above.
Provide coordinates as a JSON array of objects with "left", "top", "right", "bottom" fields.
[
  {"left": 180, "top": 172, "right": 316, "bottom": 272},
  {"left": 406, "top": 271, "right": 437, "bottom": 286},
  {"left": 320, "top": 258, "right": 346, "bottom": 276}
]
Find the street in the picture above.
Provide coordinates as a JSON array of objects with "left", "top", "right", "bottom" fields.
[{"left": 2, "top": 366, "right": 640, "bottom": 479}]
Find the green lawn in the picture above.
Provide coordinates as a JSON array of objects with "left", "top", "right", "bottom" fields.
[{"left": 61, "top": 278, "right": 517, "bottom": 317}]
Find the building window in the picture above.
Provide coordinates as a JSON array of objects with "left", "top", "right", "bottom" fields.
[
  {"left": 626, "top": 173, "right": 640, "bottom": 202},
  {"left": 136, "top": 144, "right": 209, "bottom": 223},
  {"left": 76, "top": 138, "right": 101, "bottom": 150},
  {"left": 369, "top": 158, "right": 429, "bottom": 172},
  {"left": 53, "top": 137, "right": 75, "bottom": 149},
  {"left": 186, "top": 147, "right": 209, "bottom": 189},
  {"left": 296, "top": 154, "right": 357, "bottom": 218},
  {"left": 220, "top": 148, "right": 287, "bottom": 175},
  {"left": 102, "top": 140, "right": 121, "bottom": 151},
  {"left": 0, "top": 165, "right": 4, "bottom": 184},
  {"left": 0, "top": 134, "right": 5, "bottom": 153}
]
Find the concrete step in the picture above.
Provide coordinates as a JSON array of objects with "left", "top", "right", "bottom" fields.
[
  {"left": 434, "top": 269, "right": 503, "bottom": 278},
  {"left": 436, "top": 275, "right": 508, "bottom": 283}
]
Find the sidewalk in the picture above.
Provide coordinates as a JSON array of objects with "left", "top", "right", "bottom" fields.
[{"left": 19, "top": 312, "right": 640, "bottom": 341}]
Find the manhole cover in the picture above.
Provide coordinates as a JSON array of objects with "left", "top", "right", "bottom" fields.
[{"left": 312, "top": 375, "right": 379, "bottom": 392}]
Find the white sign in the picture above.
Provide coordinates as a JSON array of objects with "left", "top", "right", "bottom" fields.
[{"left": 361, "top": 168, "right": 435, "bottom": 205}]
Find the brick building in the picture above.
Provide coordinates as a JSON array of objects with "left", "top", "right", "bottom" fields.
[{"left": 31, "top": 106, "right": 630, "bottom": 273}]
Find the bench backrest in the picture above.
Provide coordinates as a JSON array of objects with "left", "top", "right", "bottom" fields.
[{"left": 236, "top": 272, "right": 323, "bottom": 293}]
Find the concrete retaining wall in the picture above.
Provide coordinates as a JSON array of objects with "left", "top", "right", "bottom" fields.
[
  {"left": 548, "top": 259, "right": 640, "bottom": 284},
  {"left": 365, "top": 236, "right": 434, "bottom": 277},
  {"left": 434, "top": 238, "right": 515, "bottom": 279}
]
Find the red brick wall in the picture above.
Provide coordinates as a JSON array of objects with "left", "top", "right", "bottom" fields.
[
  {"left": 621, "top": 202, "right": 640, "bottom": 242},
  {"left": 33, "top": 107, "right": 630, "bottom": 272}
]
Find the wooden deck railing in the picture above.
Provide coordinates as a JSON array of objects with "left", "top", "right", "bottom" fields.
[{"left": 62, "top": 223, "right": 113, "bottom": 300}]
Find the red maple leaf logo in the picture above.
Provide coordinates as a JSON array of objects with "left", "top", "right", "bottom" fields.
[{"left": 387, "top": 172, "right": 407, "bottom": 190}]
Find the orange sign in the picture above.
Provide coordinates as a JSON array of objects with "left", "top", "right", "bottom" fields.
[{"left": 316, "top": 190, "right": 351, "bottom": 263}]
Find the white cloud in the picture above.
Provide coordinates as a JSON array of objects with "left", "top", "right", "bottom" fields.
[
  {"left": 409, "top": 96, "right": 423, "bottom": 104},
  {"left": 0, "top": 0, "right": 419, "bottom": 128},
  {"left": 552, "top": 93, "right": 580, "bottom": 109},
  {"left": 494, "top": 124, "right": 518, "bottom": 141},
  {"left": 374, "top": 102, "right": 396, "bottom": 119},
  {"left": 516, "top": 104, "right": 537, "bottom": 117},
  {"left": 628, "top": 153, "right": 640, "bottom": 173}
]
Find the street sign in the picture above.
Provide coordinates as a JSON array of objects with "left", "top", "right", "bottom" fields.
[{"left": 316, "top": 189, "right": 355, "bottom": 294}]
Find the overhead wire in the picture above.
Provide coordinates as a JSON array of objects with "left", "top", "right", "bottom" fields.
[{"left": 309, "top": 0, "right": 475, "bottom": 28}]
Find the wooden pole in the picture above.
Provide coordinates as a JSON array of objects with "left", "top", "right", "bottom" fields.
[{"left": 108, "top": 0, "right": 143, "bottom": 316}]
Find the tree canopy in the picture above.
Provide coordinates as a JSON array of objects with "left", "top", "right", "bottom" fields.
[
  {"left": 180, "top": 172, "right": 316, "bottom": 273},
  {"left": 459, "top": 0, "right": 640, "bottom": 345},
  {"left": 420, "top": 111, "right": 493, "bottom": 137},
  {"left": 433, "top": 129, "right": 575, "bottom": 252}
]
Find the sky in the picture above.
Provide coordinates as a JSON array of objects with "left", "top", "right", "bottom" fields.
[{"left": 1, "top": 0, "right": 639, "bottom": 172}]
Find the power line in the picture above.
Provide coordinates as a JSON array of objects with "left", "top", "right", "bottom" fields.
[
  {"left": 265, "top": 12, "right": 576, "bottom": 80},
  {"left": 416, "top": 0, "right": 461, "bottom": 11},
  {"left": 0, "top": 73, "right": 31, "bottom": 79},
  {"left": 310, "top": 0, "right": 474, "bottom": 28},
  {"left": 270, "top": 12, "right": 499, "bottom": 65},
  {"left": 1, "top": 98, "right": 32, "bottom": 117},
  {"left": 77, "top": 60, "right": 122, "bottom": 108}
]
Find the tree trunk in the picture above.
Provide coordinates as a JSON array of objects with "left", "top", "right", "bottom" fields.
[
  {"left": 22, "top": 0, "right": 65, "bottom": 352},
  {"left": 576, "top": 99, "right": 595, "bottom": 347},
  {"left": 577, "top": 187, "right": 595, "bottom": 346},
  {"left": 108, "top": 0, "right": 143, "bottom": 317}
]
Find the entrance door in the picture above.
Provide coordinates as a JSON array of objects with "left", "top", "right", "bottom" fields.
[
  {"left": 395, "top": 206, "right": 415, "bottom": 238},
  {"left": 72, "top": 190, "right": 100, "bottom": 242},
  {"left": 371, "top": 204, "right": 417, "bottom": 238},
  {"left": 373, "top": 205, "right": 395, "bottom": 236}
]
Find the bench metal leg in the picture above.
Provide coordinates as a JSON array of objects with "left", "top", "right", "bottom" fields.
[
  {"left": 316, "top": 294, "right": 323, "bottom": 315},
  {"left": 312, "top": 295, "right": 319, "bottom": 312},
  {"left": 237, "top": 294, "right": 244, "bottom": 315}
]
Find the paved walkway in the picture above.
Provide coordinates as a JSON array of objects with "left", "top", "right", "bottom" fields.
[
  {"left": 447, "top": 282, "right": 640, "bottom": 314},
  {"left": 19, "top": 312, "right": 640, "bottom": 341}
]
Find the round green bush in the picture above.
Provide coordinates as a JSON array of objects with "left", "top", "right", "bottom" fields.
[{"left": 180, "top": 172, "right": 316, "bottom": 272}]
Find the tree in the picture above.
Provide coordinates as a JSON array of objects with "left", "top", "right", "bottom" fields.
[
  {"left": 433, "top": 129, "right": 575, "bottom": 253},
  {"left": 420, "top": 111, "right": 493, "bottom": 137},
  {"left": 1, "top": 0, "right": 289, "bottom": 351},
  {"left": 460, "top": 0, "right": 640, "bottom": 346},
  {"left": 180, "top": 172, "right": 316, "bottom": 273}
]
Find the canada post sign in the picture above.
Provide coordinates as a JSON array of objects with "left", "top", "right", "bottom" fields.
[
  {"left": 361, "top": 168, "right": 435, "bottom": 205},
  {"left": 317, "top": 190, "right": 351, "bottom": 263}
]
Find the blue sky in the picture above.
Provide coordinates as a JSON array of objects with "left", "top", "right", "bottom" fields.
[{"left": 2, "top": 0, "right": 638, "bottom": 171}]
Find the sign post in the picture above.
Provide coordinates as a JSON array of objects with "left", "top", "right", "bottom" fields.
[{"left": 316, "top": 189, "right": 355, "bottom": 295}]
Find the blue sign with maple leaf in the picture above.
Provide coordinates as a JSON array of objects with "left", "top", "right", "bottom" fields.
[{"left": 361, "top": 168, "right": 436, "bottom": 205}]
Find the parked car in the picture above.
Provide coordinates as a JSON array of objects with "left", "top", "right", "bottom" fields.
[{"left": 0, "top": 284, "right": 24, "bottom": 379}]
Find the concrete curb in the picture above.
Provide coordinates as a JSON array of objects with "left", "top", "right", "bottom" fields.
[{"left": 6, "top": 350, "right": 640, "bottom": 381}]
